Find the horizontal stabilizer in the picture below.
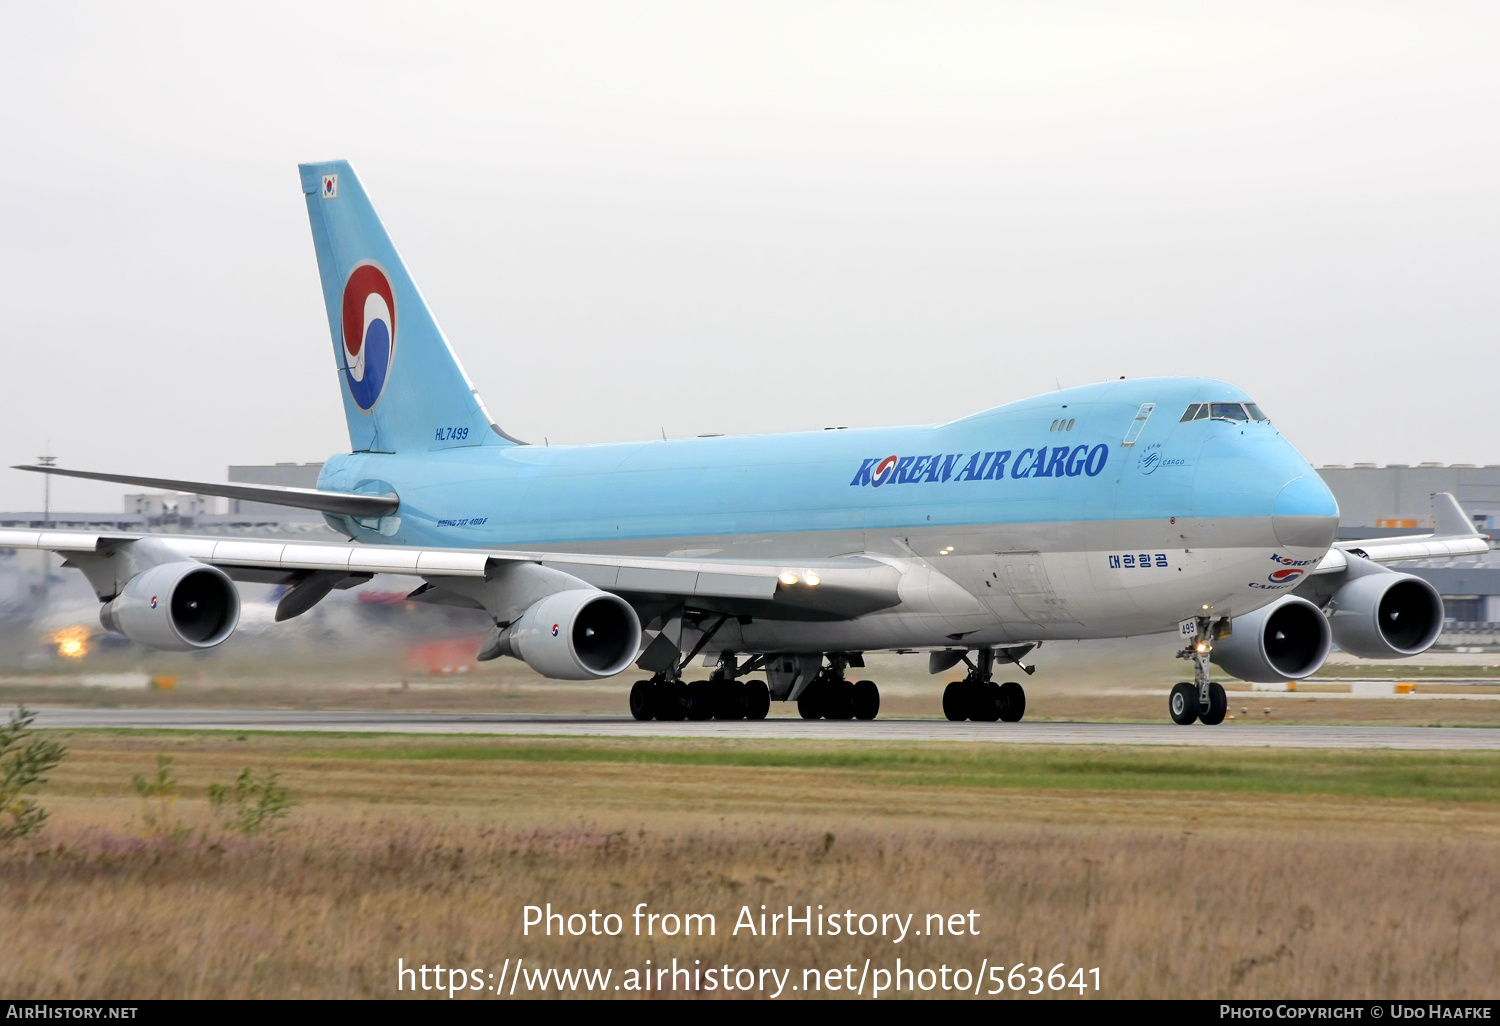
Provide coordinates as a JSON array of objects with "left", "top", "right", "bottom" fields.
[{"left": 11, "top": 465, "right": 397, "bottom": 517}]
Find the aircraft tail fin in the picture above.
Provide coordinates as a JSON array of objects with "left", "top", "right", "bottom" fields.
[{"left": 297, "top": 160, "right": 520, "bottom": 453}]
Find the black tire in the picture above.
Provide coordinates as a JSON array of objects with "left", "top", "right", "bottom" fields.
[
  {"left": 1199, "top": 681, "right": 1227, "bottom": 725},
  {"left": 942, "top": 681, "right": 970, "bottom": 721},
  {"left": 824, "top": 681, "right": 855, "bottom": 720},
  {"left": 852, "top": 680, "right": 880, "bottom": 720},
  {"left": 628, "top": 680, "right": 656, "bottom": 721},
  {"left": 998, "top": 680, "right": 1026, "bottom": 722},
  {"left": 686, "top": 680, "right": 714, "bottom": 721},
  {"left": 713, "top": 680, "right": 747, "bottom": 721},
  {"left": 972, "top": 681, "right": 1003, "bottom": 722},
  {"left": 744, "top": 680, "right": 771, "bottom": 720},
  {"left": 1169, "top": 682, "right": 1200, "bottom": 725},
  {"left": 797, "top": 682, "right": 823, "bottom": 719},
  {"left": 656, "top": 681, "right": 688, "bottom": 721}
]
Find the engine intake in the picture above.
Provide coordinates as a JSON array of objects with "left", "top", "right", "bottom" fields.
[
  {"left": 1326, "top": 573, "right": 1444, "bottom": 659},
  {"left": 495, "top": 589, "right": 642, "bottom": 680},
  {"left": 1211, "top": 595, "right": 1331, "bottom": 683},
  {"left": 99, "top": 561, "right": 240, "bottom": 651}
]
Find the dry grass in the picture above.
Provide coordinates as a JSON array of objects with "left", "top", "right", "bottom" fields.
[{"left": 1, "top": 733, "right": 1498, "bottom": 999}]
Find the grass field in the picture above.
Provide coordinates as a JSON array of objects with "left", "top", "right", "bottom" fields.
[{"left": 2, "top": 730, "right": 1498, "bottom": 1000}]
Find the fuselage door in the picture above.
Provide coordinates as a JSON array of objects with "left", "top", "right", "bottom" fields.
[
  {"left": 1121, "top": 403, "right": 1155, "bottom": 447},
  {"left": 995, "top": 551, "right": 1070, "bottom": 625}
]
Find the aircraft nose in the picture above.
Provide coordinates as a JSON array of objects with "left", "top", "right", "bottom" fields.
[{"left": 1272, "top": 475, "right": 1340, "bottom": 550}]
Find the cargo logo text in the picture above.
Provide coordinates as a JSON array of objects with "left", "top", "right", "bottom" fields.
[{"left": 850, "top": 444, "right": 1109, "bottom": 487}]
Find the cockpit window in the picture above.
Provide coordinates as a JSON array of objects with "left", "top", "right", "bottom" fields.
[{"left": 1181, "top": 402, "right": 1271, "bottom": 424}]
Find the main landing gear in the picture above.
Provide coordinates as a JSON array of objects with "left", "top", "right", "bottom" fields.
[
  {"left": 796, "top": 668, "right": 880, "bottom": 721},
  {"left": 630, "top": 673, "right": 771, "bottom": 722},
  {"left": 942, "top": 648, "right": 1026, "bottom": 723},
  {"left": 1171, "top": 615, "right": 1229, "bottom": 725}
]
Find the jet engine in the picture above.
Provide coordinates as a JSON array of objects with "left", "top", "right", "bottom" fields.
[
  {"left": 98, "top": 561, "right": 241, "bottom": 651},
  {"left": 493, "top": 589, "right": 642, "bottom": 680},
  {"left": 1325, "top": 572, "right": 1444, "bottom": 659},
  {"left": 1211, "top": 595, "right": 1331, "bottom": 683}
]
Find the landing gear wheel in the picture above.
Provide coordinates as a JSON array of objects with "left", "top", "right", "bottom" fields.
[
  {"left": 852, "top": 680, "right": 880, "bottom": 720},
  {"left": 713, "top": 680, "right": 747, "bottom": 720},
  {"left": 655, "top": 681, "right": 688, "bottom": 721},
  {"left": 942, "top": 681, "right": 970, "bottom": 721},
  {"left": 972, "top": 680, "right": 1003, "bottom": 722},
  {"left": 1169, "top": 682, "right": 1200, "bottom": 725},
  {"left": 686, "top": 680, "right": 715, "bottom": 720},
  {"left": 1199, "top": 681, "right": 1227, "bottom": 725},
  {"left": 797, "top": 683, "right": 823, "bottom": 720},
  {"left": 744, "top": 680, "right": 771, "bottom": 721},
  {"left": 824, "top": 681, "right": 855, "bottom": 720},
  {"left": 998, "top": 681, "right": 1026, "bottom": 722},
  {"left": 628, "top": 680, "right": 656, "bottom": 721}
]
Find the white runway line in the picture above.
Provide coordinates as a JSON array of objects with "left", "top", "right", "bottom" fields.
[{"left": 29, "top": 708, "right": 1500, "bottom": 750}]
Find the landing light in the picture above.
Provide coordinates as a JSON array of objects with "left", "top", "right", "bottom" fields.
[
  {"left": 804, "top": 574, "right": 821, "bottom": 587},
  {"left": 779, "top": 572, "right": 799, "bottom": 586},
  {"left": 1195, "top": 642, "right": 1209, "bottom": 654}
]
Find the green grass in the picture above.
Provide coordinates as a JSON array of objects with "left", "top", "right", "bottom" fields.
[{"left": 306, "top": 737, "right": 1500, "bottom": 803}]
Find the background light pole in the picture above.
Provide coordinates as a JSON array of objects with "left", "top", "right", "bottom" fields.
[{"left": 37, "top": 444, "right": 55, "bottom": 526}]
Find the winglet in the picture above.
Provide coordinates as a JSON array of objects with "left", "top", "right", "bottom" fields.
[{"left": 1432, "top": 492, "right": 1484, "bottom": 539}]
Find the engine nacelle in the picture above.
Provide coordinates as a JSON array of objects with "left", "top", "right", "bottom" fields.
[
  {"left": 1211, "top": 595, "right": 1331, "bottom": 683},
  {"left": 1326, "top": 572, "right": 1444, "bottom": 659},
  {"left": 502, "top": 589, "right": 642, "bottom": 680},
  {"left": 99, "top": 561, "right": 240, "bottom": 651}
]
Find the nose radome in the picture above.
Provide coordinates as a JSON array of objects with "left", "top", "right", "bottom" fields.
[{"left": 1273, "top": 476, "right": 1340, "bottom": 550}]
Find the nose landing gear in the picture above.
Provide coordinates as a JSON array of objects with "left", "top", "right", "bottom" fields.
[{"left": 1172, "top": 615, "right": 1230, "bottom": 725}]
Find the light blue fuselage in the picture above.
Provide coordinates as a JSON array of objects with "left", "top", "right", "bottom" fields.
[{"left": 317, "top": 376, "right": 1339, "bottom": 650}]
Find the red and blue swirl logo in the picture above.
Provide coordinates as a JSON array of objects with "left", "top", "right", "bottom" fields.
[
  {"left": 340, "top": 262, "right": 396, "bottom": 412},
  {"left": 1268, "top": 568, "right": 1304, "bottom": 585},
  {"left": 870, "top": 455, "right": 899, "bottom": 488}
]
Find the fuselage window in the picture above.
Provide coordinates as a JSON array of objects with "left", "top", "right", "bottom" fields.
[
  {"left": 1121, "top": 402, "right": 1155, "bottom": 446},
  {"left": 1050, "top": 419, "right": 1059, "bottom": 431},
  {"left": 1066, "top": 418, "right": 1074, "bottom": 431},
  {"left": 1209, "top": 402, "right": 1249, "bottom": 422}
]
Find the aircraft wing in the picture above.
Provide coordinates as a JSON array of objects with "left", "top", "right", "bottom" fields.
[
  {"left": 0, "top": 527, "right": 903, "bottom": 622},
  {"left": 1308, "top": 492, "right": 1491, "bottom": 575}
]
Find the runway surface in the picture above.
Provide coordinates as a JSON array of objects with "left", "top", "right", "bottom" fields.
[{"left": 30, "top": 707, "right": 1500, "bottom": 750}]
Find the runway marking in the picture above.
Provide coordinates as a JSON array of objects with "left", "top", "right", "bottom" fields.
[{"left": 28, "top": 708, "right": 1500, "bottom": 750}]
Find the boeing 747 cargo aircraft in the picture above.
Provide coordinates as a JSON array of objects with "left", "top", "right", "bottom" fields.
[{"left": 6, "top": 162, "right": 1488, "bottom": 725}]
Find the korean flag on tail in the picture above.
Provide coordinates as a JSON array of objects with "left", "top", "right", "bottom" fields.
[{"left": 322, "top": 173, "right": 338, "bottom": 199}]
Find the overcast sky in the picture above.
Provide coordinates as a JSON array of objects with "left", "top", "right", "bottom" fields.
[{"left": 2, "top": 1, "right": 1497, "bottom": 512}]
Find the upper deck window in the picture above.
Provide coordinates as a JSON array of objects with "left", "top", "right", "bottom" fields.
[{"left": 1181, "top": 402, "right": 1271, "bottom": 424}]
